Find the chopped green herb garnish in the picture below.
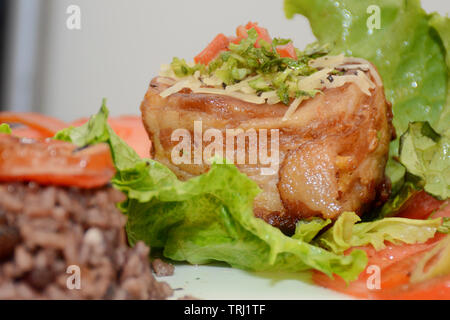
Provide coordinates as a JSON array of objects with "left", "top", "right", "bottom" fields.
[{"left": 168, "top": 27, "right": 330, "bottom": 105}]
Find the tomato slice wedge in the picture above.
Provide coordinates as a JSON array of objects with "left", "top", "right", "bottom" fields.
[
  {"left": 313, "top": 196, "right": 449, "bottom": 300},
  {"left": 276, "top": 42, "right": 298, "bottom": 59},
  {"left": 0, "top": 134, "right": 115, "bottom": 189},
  {"left": 108, "top": 116, "right": 152, "bottom": 158},
  {"left": 194, "top": 33, "right": 230, "bottom": 65},
  {"left": 1, "top": 111, "right": 152, "bottom": 159},
  {"left": 194, "top": 22, "right": 274, "bottom": 65},
  {"left": 9, "top": 127, "right": 50, "bottom": 140},
  {"left": 235, "top": 22, "right": 272, "bottom": 48},
  {"left": 312, "top": 239, "right": 441, "bottom": 299},
  {"left": 377, "top": 275, "right": 450, "bottom": 300},
  {"left": 0, "top": 112, "right": 67, "bottom": 138},
  {"left": 397, "top": 191, "right": 444, "bottom": 220}
]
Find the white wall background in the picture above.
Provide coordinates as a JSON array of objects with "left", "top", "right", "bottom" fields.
[
  {"left": 36, "top": 0, "right": 317, "bottom": 121},
  {"left": 5, "top": 0, "right": 450, "bottom": 121}
]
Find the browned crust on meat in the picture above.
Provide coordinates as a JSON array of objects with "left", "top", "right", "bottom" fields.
[{"left": 141, "top": 64, "right": 394, "bottom": 234}]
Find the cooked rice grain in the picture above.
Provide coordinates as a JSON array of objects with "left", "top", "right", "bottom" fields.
[{"left": 0, "top": 182, "right": 173, "bottom": 300}]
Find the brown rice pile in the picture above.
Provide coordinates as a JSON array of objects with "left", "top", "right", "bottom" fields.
[{"left": 0, "top": 182, "right": 173, "bottom": 300}]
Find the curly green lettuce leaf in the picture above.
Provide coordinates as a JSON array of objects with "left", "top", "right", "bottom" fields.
[
  {"left": 411, "top": 235, "right": 450, "bottom": 284},
  {"left": 380, "top": 121, "right": 449, "bottom": 220},
  {"left": 0, "top": 123, "right": 11, "bottom": 134},
  {"left": 285, "top": 0, "right": 448, "bottom": 137},
  {"left": 54, "top": 102, "right": 110, "bottom": 147},
  {"left": 54, "top": 104, "right": 450, "bottom": 283},
  {"left": 54, "top": 100, "right": 142, "bottom": 171},
  {"left": 399, "top": 122, "right": 450, "bottom": 200},
  {"left": 429, "top": 14, "right": 450, "bottom": 133},
  {"left": 293, "top": 218, "right": 332, "bottom": 242},
  {"left": 122, "top": 161, "right": 368, "bottom": 282},
  {"left": 318, "top": 212, "right": 442, "bottom": 254},
  {"left": 285, "top": 0, "right": 450, "bottom": 214},
  {"left": 438, "top": 218, "right": 450, "bottom": 234},
  {"left": 54, "top": 105, "right": 368, "bottom": 282}
]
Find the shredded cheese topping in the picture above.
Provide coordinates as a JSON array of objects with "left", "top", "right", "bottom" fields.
[{"left": 158, "top": 55, "right": 377, "bottom": 120}]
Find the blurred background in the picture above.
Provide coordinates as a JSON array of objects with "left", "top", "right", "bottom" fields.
[{"left": 0, "top": 0, "right": 448, "bottom": 121}]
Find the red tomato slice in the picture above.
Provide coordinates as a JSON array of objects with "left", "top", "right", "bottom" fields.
[
  {"left": 429, "top": 201, "right": 450, "bottom": 219},
  {"left": 276, "top": 42, "right": 298, "bottom": 59},
  {"left": 108, "top": 116, "right": 152, "bottom": 159},
  {"left": 0, "top": 112, "right": 67, "bottom": 138},
  {"left": 194, "top": 33, "right": 230, "bottom": 65},
  {"left": 235, "top": 22, "right": 272, "bottom": 48},
  {"left": 312, "top": 240, "right": 441, "bottom": 299},
  {"left": 194, "top": 23, "right": 273, "bottom": 65},
  {"left": 313, "top": 197, "right": 449, "bottom": 300},
  {"left": 10, "top": 127, "right": 50, "bottom": 140},
  {"left": 228, "top": 36, "right": 241, "bottom": 45},
  {"left": 377, "top": 275, "right": 450, "bottom": 300},
  {"left": 0, "top": 134, "right": 115, "bottom": 189},
  {"left": 236, "top": 25, "right": 248, "bottom": 41},
  {"left": 244, "top": 22, "right": 271, "bottom": 48},
  {"left": 2, "top": 111, "right": 152, "bottom": 159},
  {"left": 397, "top": 191, "right": 444, "bottom": 220}
]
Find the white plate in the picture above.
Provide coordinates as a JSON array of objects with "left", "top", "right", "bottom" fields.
[{"left": 161, "top": 263, "right": 353, "bottom": 300}]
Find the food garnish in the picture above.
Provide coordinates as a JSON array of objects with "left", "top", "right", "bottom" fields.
[{"left": 159, "top": 22, "right": 379, "bottom": 120}]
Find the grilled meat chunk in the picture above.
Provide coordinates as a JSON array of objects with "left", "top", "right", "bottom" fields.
[{"left": 140, "top": 63, "right": 394, "bottom": 234}]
